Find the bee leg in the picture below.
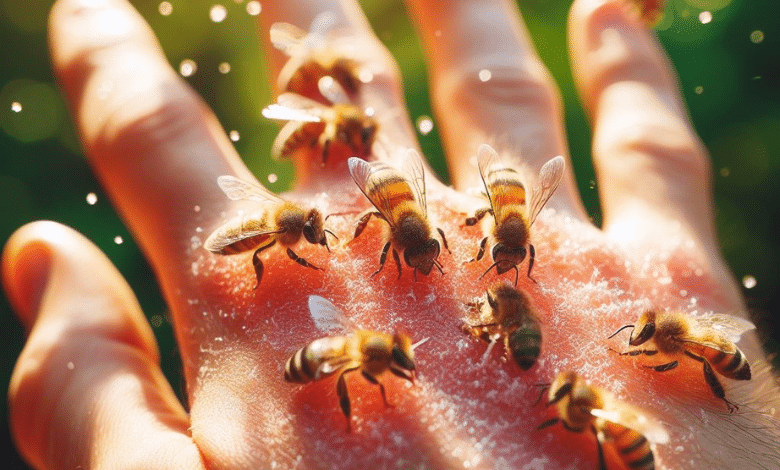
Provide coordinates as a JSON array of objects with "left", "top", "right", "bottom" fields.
[
  {"left": 702, "top": 360, "right": 739, "bottom": 412},
  {"left": 389, "top": 366, "right": 414, "bottom": 385},
  {"left": 285, "top": 248, "right": 322, "bottom": 271},
  {"left": 644, "top": 361, "right": 679, "bottom": 372},
  {"left": 353, "top": 211, "right": 381, "bottom": 239},
  {"left": 618, "top": 349, "right": 659, "bottom": 357},
  {"left": 321, "top": 138, "right": 331, "bottom": 165},
  {"left": 437, "top": 227, "right": 451, "bottom": 253},
  {"left": 337, "top": 367, "right": 361, "bottom": 433},
  {"left": 464, "top": 208, "right": 492, "bottom": 226},
  {"left": 526, "top": 244, "right": 537, "bottom": 283},
  {"left": 468, "top": 237, "right": 489, "bottom": 263},
  {"left": 371, "top": 241, "right": 392, "bottom": 277},
  {"left": 251, "top": 241, "right": 276, "bottom": 289},
  {"left": 593, "top": 426, "right": 608, "bottom": 470},
  {"left": 392, "top": 248, "right": 402, "bottom": 280},
  {"left": 547, "top": 383, "right": 574, "bottom": 406},
  {"left": 535, "top": 417, "right": 560, "bottom": 430},
  {"left": 361, "top": 370, "right": 393, "bottom": 408}
]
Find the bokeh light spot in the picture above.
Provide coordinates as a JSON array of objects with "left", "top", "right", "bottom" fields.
[
  {"left": 416, "top": 116, "right": 434, "bottom": 135},
  {"left": 246, "top": 1, "right": 261, "bottom": 15},
  {"left": 1, "top": 80, "right": 63, "bottom": 143},
  {"left": 210, "top": 4, "right": 227, "bottom": 23},
  {"left": 742, "top": 275, "right": 757, "bottom": 289},
  {"left": 268, "top": 173, "right": 278, "bottom": 183},
  {"left": 699, "top": 11, "right": 712, "bottom": 24},
  {"left": 86, "top": 192, "right": 98, "bottom": 205},
  {"left": 750, "top": 30, "right": 764, "bottom": 43},
  {"left": 10, "top": 101, "right": 21, "bottom": 112},
  {"left": 478, "top": 69, "right": 492, "bottom": 82},
  {"left": 229, "top": 130, "right": 240, "bottom": 141},
  {"left": 180, "top": 59, "right": 197, "bottom": 77},
  {"left": 158, "top": 1, "right": 173, "bottom": 16},
  {"left": 219, "top": 62, "right": 231, "bottom": 74},
  {"left": 114, "top": 236, "right": 124, "bottom": 245},
  {"left": 695, "top": 86, "right": 704, "bottom": 94}
]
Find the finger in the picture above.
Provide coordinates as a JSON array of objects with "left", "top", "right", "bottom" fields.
[
  {"left": 569, "top": 0, "right": 716, "bottom": 249},
  {"left": 2, "top": 221, "right": 202, "bottom": 470},
  {"left": 404, "top": 0, "right": 585, "bottom": 217},
  {"left": 48, "top": 0, "right": 251, "bottom": 276}
]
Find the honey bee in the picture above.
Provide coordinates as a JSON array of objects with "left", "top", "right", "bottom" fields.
[
  {"left": 538, "top": 371, "right": 669, "bottom": 470},
  {"left": 608, "top": 309, "right": 755, "bottom": 412},
  {"left": 270, "top": 11, "right": 376, "bottom": 100},
  {"left": 465, "top": 144, "right": 564, "bottom": 285},
  {"left": 204, "top": 175, "right": 335, "bottom": 287},
  {"left": 262, "top": 77, "right": 378, "bottom": 164},
  {"left": 285, "top": 295, "right": 423, "bottom": 432},
  {"left": 348, "top": 149, "right": 449, "bottom": 280},
  {"left": 462, "top": 282, "right": 542, "bottom": 370}
]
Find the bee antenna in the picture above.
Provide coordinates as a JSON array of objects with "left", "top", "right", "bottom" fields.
[
  {"left": 411, "top": 337, "right": 430, "bottom": 350},
  {"left": 433, "top": 259, "right": 445, "bottom": 275},
  {"left": 607, "top": 324, "right": 635, "bottom": 339},
  {"left": 325, "top": 229, "right": 339, "bottom": 241},
  {"left": 532, "top": 383, "right": 551, "bottom": 407}
]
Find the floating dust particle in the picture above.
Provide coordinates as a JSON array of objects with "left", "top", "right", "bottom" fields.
[
  {"left": 11, "top": 101, "right": 22, "bottom": 112},
  {"left": 219, "top": 62, "right": 231, "bottom": 74},
  {"left": 229, "top": 130, "right": 240, "bottom": 141},
  {"left": 246, "top": 1, "right": 261, "bottom": 15},
  {"left": 720, "top": 167, "right": 730, "bottom": 177},
  {"left": 86, "top": 192, "right": 98, "bottom": 205},
  {"left": 742, "top": 275, "right": 757, "bottom": 289},
  {"left": 478, "top": 69, "right": 492, "bottom": 82},
  {"left": 210, "top": 4, "right": 227, "bottom": 22},
  {"left": 268, "top": 173, "right": 278, "bottom": 183},
  {"left": 114, "top": 236, "right": 124, "bottom": 244},
  {"left": 194, "top": 205, "right": 201, "bottom": 212},
  {"left": 750, "top": 30, "right": 764, "bottom": 43},
  {"left": 695, "top": 86, "right": 704, "bottom": 94},
  {"left": 158, "top": 1, "right": 172, "bottom": 15},
  {"left": 416, "top": 116, "right": 433, "bottom": 135},
  {"left": 180, "top": 59, "right": 197, "bottom": 77},
  {"left": 699, "top": 11, "right": 712, "bottom": 24}
]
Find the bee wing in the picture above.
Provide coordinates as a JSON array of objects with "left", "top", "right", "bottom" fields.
[
  {"left": 269, "top": 21, "right": 308, "bottom": 55},
  {"left": 527, "top": 155, "right": 565, "bottom": 226},
  {"left": 308, "top": 295, "right": 356, "bottom": 334},
  {"left": 271, "top": 120, "right": 311, "bottom": 160},
  {"left": 216, "top": 175, "right": 284, "bottom": 203},
  {"left": 315, "top": 357, "right": 352, "bottom": 379},
  {"left": 697, "top": 314, "right": 756, "bottom": 343},
  {"left": 402, "top": 148, "right": 428, "bottom": 216},
  {"left": 318, "top": 76, "right": 350, "bottom": 105},
  {"left": 347, "top": 157, "right": 401, "bottom": 228},
  {"left": 476, "top": 144, "right": 503, "bottom": 216},
  {"left": 203, "top": 223, "right": 280, "bottom": 253},
  {"left": 590, "top": 404, "right": 670, "bottom": 445},
  {"left": 262, "top": 104, "right": 323, "bottom": 123}
]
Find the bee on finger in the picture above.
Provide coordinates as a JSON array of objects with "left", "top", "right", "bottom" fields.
[
  {"left": 462, "top": 282, "right": 542, "bottom": 370},
  {"left": 270, "top": 11, "right": 378, "bottom": 100},
  {"left": 204, "top": 176, "right": 336, "bottom": 287},
  {"left": 348, "top": 149, "right": 449, "bottom": 280},
  {"left": 285, "top": 295, "right": 425, "bottom": 432},
  {"left": 465, "top": 144, "right": 564, "bottom": 285},
  {"left": 537, "top": 371, "right": 669, "bottom": 470},
  {"left": 609, "top": 309, "right": 754, "bottom": 412},
  {"left": 262, "top": 77, "right": 378, "bottom": 165}
]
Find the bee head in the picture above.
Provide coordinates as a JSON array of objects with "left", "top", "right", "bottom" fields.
[
  {"left": 391, "top": 333, "right": 416, "bottom": 371},
  {"left": 404, "top": 239, "right": 441, "bottom": 275},
  {"left": 303, "top": 210, "right": 325, "bottom": 245},
  {"left": 491, "top": 243, "right": 526, "bottom": 273},
  {"left": 629, "top": 310, "right": 657, "bottom": 346}
]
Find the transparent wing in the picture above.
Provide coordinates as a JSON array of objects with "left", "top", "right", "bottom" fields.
[
  {"left": 216, "top": 175, "right": 284, "bottom": 203},
  {"left": 315, "top": 357, "right": 352, "bottom": 378},
  {"left": 262, "top": 104, "right": 323, "bottom": 123},
  {"left": 203, "top": 222, "right": 280, "bottom": 253},
  {"left": 696, "top": 314, "right": 756, "bottom": 343},
  {"left": 318, "top": 76, "right": 350, "bottom": 105},
  {"left": 527, "top": 156, "right": 564, "bottom": 226},
  {"left": 270, "top": 121, "right": 309, "bottom": 160},
  {"left": 347, "top": 157, "right": 400, "bottom": 227},
  {"left": 269, "top": 22, "right": 307, "bottom": 55},
  {"left": 308, "top": 295, "right": 355, "bottom": 334},
  {"left": 591, "top": 403, "right": 670, "bottom": 445},
  {"left": 402, "top": 148, "right": 427, "bottom": 216},
  {"left": 476, "top": 144, "right": 501, "bottom": 215}
]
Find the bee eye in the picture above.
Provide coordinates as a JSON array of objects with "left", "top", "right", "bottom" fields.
[
  {"left": 303, "top": 224, "right": 316, "bottom": 244},
  {"left": 486, "top": 293, "right": 498, "bottom": 310},
  {"left": 392, "top": 345, "right": 415, "bottom": 371},
  {"left": 630, "top": 322, "right": 656, "bottom": 346},
  {"left": 361, "top": 126, "right": 375, "bottom": 145}
]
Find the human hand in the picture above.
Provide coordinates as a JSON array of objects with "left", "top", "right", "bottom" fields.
[{"left": 4, "top": 0, "right": 780, "bottom": 469}]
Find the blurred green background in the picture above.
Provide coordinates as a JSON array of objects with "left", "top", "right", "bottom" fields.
[{"left": 1, "top": 0, "right": 777, "bottom": 467}]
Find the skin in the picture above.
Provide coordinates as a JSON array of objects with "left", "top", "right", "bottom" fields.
[{"left": 3, "top": 0, "right": 780, "bottom": 469}]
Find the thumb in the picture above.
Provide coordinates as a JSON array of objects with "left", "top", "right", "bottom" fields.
[{"left": 3, "top": 221, "right": 204, "bottom": 470}]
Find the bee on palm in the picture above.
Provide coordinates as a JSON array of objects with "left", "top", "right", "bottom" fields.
[
  {"left": 465, "top": 144, "right": 564, "bottom": 285},
  {"left": 348, "top": 149, "right": 449, "bottom": 280},
  {"left": 270, "top": 11, "right": 378, "bottom": 102},
  {"left": 608, "top": 309, "right": 754, "bottom": 412},
  {"left": 204, "top": 176, "right": 336, "bottom": 287},
  {"left": 262, "top": 76, "right": 378, "bottom": 165},
  {"left": 285, "top": 295, "right": 425, "bottom": 432},
  {"left": 462, "top": 282, "right": 542, "bottom": 370},
  {"left": 537, "top": 371, "right": 669, "bottom": 470}
]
